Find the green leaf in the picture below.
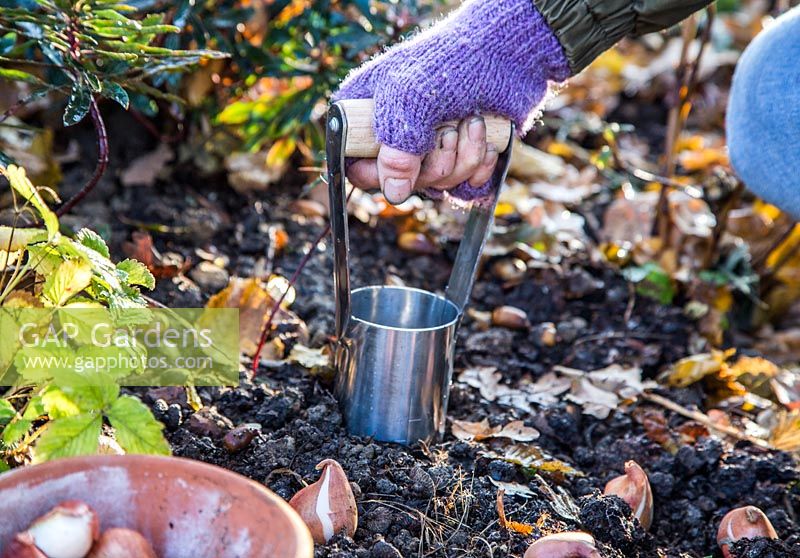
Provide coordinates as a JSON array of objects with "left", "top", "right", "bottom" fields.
[
  {"left": 623, "top": 263, "right": 676, "bottom": 305},
  {"left": 60, "top": 376, "right": 119, "bottom": 412},
  {"left": 32, "top": 413, "right": 102, "bottom": 463},
  {"left": 22, "top": 396, "right": 44, "bottom": 421},
  {"left": 0, "top": 399, "right": 15, "bottom": 427},
  {"left": 75, "top": 228, "right": 110, "bottom": 258},
  {"left": 1, "top": 164, "right": 58, "bottom": 239},
  {"left": 0, "top": 68, "right": 42, "bottom": 84},
  {"left": 116, "top": 259, "right": 155, "bottom": 290},
  {"left": 107, "top": 395, "right": 170, "bottom": 455},
  {"left": 64, "top": 84, "right": 92, "bottom": 127},
  {"left": 0, "top": 32, "right": 16, "bottom": 55},
  {"left": 41, "top": 387, "right": 81, "bottom": 419},
  {"left": 2, "top": 418, "right": 31, "bottom": 446},
  {"left": 101, "top": 81, "right": 129, "bottom": 109},
  {"left": 43, "top": 258, "right": 94, "bottom": 306}
]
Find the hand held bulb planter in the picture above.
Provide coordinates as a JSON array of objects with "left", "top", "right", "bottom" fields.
[{"left": 326, "top": 99, "right": 514, "bottom": 445}]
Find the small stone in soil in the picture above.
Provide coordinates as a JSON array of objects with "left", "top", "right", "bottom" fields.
[
  {"left": 370, "top": 541, "right": 402, "bottom": 558},
  {"left": 165, "top": 404, "right": 183, "bottom": 430},
  {"left": 189, "top": 261, "right": 230, "bottom": 291},
  {"left": 365, "top": 506, "right": 393, "bottom": 535},
  {"left": 223, "top": 423, "right": 262, "bottom": 452},
  {"left": 185, "top": 407, "right": 232, "bottom": 440},
  {"left": 145, "top": 386, "right": 188, "bottom": 407}
]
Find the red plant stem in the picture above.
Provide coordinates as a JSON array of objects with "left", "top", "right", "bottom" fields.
[
  {"left": 56, "top": 96, "right": 108, "bottom": 217},
  {"left": 252, "top": 187, "right": 355, "bottom": 374},
  {"left": 252, "top": 221, "right": 331, "bottom": 374},
  {"left": 0, "top": 96, "right": 30, "bottom": 126}
]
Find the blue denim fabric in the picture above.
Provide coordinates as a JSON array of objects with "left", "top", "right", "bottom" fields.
[{"left": 727, "top": 7, "right": 800, "bottom": 218}]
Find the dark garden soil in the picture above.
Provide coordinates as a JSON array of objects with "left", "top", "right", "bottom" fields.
[{"left": 60, "top": 110, "right": 800, "bottom": 558}]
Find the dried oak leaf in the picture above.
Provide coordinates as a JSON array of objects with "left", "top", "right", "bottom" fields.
[
  {"left": 122, "top": 231, "right": 190, "bottom": 279},
  {"left": 205, "top": 277, "right": 303, "bottom": 359},
  {"left": 452, "top": 419, "right": 539, "bottom": 443}
]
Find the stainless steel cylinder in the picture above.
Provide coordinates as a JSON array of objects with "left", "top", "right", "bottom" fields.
[
  {"left": 326, "top": 102, "right": 514, "bottom": 446},
  {"left": 334, "top": 286, "right": 460, "bottom": 444}
]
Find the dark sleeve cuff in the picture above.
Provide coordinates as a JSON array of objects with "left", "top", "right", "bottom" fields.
[
  {"left": 532, "top": 0, "right": 714, "bottom": 75},
  {"left": 533, "top": 0, "right": 635, "bottom": 74}
]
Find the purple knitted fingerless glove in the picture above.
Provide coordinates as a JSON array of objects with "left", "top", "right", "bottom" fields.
[{"left": 334, "top": 0, "right": 569, "bottom": 200}]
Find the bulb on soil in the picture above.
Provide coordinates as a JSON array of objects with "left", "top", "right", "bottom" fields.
[
  {"left": 717, "top": 506, "right": 778, "bottom": 558},
  {"left": 491, "top": 258, "right": 527, "bottom": 282},
  {"left": 492, "top": 305, "right": 529, "bottom": 330},
  {"left": 603, "top": 460, "right": 654, "bottom": 531},
  {"left": 26, "top": 500, "right": 99, "bottom": 558},
  {"left": 397, "top": 232, "right": 437, "bottom": 255},
  {"left": 524, "top": 532, "right": 602, "bottom": 558},
  {"left": 289, "top": 459, "right": 358, "bottom": 544},
  {"left": 87, "top": 528, "right": 157, "bottom": 558}
]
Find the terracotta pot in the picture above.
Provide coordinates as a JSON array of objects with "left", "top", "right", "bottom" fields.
[{"left": 0, "top": 455, "right": 313, "bottom": 558}]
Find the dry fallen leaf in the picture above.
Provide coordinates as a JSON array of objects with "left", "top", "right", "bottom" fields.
[
  {"left": 225, "top": 151, "right": 286, "bottom": 194},
  {"left": 122, "top": 231, "right": 190, "bottom": 279},
  {"left": 457, "top": 366, "right": 504, "bottom": 401},
  {"left": 287, "top": 344, "right": 330, "bottom": 370},
  {"left": 496, "top": 489, "right": 535, "bottom": 536},
  {"left": 661, "top": 349, "right": 736, "bottom": 388},
  {"left": 120, "top": 143, "right": 173, "bottom": 187},
  {"left": 601, "top": 191, "right": 658, "bottom": 244},
  {"left": 769, "top": 410, "right": 800, "bottom": 453},
  {"left": 206, "top": 277, "right": 303, "bottom": 358},
  {"left": 490, "top": 479, "right": 536, "bottom": 498},
  {"left": 452, "top": 419, "right": 539, "bottom": 442},
  {"left": 553, "top": 364, "right": 656, "bottom": 419}
]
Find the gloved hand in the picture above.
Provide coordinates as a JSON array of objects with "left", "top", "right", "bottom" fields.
[{"left": 334, "top": 0, "right": 569, "bottom": 204}]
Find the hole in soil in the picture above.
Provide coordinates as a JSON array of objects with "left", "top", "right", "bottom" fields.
[{"left": 350, "top": 286, "right": 459, "bottom": 331}]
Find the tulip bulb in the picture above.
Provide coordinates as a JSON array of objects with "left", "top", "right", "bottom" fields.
[
  {"left": 25, "top": 500, "right": 100, "bottom": 558},
  {"left": 87, "top": 528, "right": 158, "bottom": 558},
  {"left": 289, "top": 459, "right": 358, "bottom": 544},
  {"left": 492, "top": 306, "right": 530, "bottom": 330},
  {"left": 524, "top": 532, "right": 602, "bottom": 558},
  {"left": 603, "top": 461, "right": 654, "bottom": 531},
  {"left": 717, "top": 506, "right": 778, "bottom": 558}
]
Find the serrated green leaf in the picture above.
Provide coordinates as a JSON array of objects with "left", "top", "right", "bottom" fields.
[
  {"left": 59, "top": 374, "right": 119, "bottom": 412},
  {"left": 101, "top": 81, "right": 129, "bottom": 109},
  {"left": 116, "top": 259, "right": 155, "bottom": 290},
  {"left": 1, "top": 164, "right": 58, "bottom": 239},
  {"left": 64, "top": 84, "right": 92, "bottom": 127},
  {"left": 2, "top": 418, "right": 31, "bottom": 446},
  {"left": 0, "top": 399, "right": 15, "bottom": 427},
  {"left": 106, "top": 395, "right": 170, "bottom": 455},
  {"left": 75, "top": 228, "right": 110, "bottom": 258},
  {"left": 43, "top": 258, "right": 93, "bottom": 307},
  {"left": 32, "top": 413, "right": 102, "bottom": 463}
]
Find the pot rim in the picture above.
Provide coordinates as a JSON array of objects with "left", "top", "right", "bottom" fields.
[{"left": 0, "top": 454, "right": 314, "bottom": 558}]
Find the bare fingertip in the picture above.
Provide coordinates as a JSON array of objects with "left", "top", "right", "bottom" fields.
[
  {"left": 441, "top": 128, "right": 458, "bottom": 151},
  {"left": 468, "top": 116, "right": 486, "bottom": 143}
]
